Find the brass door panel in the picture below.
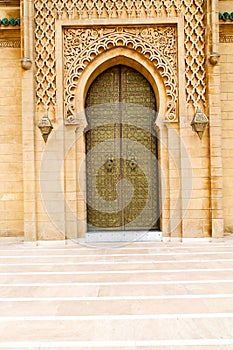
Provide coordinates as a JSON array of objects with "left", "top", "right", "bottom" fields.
[{"left": 85, "top": 65, "right": 159, "bottom": 231}]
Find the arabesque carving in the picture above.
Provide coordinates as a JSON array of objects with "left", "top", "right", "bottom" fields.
[
  {"left": 63, "top": 26, "right": 178, "bottom": 122},
  {"left": 34, "top": 0, "right": 207, "bottom": 118}
]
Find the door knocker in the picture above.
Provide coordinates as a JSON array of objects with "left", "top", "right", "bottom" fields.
[
  {"left": 128, "top": 153, "right": 137, "bottom": 170},
  {"left": 105, "top": 155, "right": 114, "bottom": 172}
]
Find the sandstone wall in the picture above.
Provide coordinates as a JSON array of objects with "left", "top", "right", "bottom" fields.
[
  {"left": 219, "top": 1, "right": 233, "bottom": 233},
  {"left": 0, "top": 1, "right": 231, "bottom": 241},
  {"left": 0, "top": 7, "right": 23, "bottom": 237}
]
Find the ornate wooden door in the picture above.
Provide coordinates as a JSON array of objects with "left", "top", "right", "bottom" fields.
[{"left": 85, "top": 65, "right": 159, "bottom": 231}]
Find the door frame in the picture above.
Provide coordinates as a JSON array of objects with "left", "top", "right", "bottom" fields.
[{"left": 73, "top": 48, "right": 168, "bottom": 240}]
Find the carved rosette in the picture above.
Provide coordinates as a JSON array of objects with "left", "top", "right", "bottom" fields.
[{"left": 63, "top": 26, "right": 178, "bottom": 123}]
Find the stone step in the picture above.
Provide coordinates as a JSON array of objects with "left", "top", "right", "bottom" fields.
[
  {"left": 0, "top": 243, "right": 230, "bottom": 251},
  {"left": 0, "top": 244, "right": 233, "bottom": 255},
  {"left": 0, "top": 297, "right": 233, "bottom": 317},
  {"left": 0, "top": 260, "right": 233, "bottom": 273},
  {"left": 0, "top": 242, "right": 232, "bottom": 349},
  {"left": 0, "top": 252, "right": 233, "bottom": 263},
  {"left": 0, "top": 318, "right": 232, "bottom": 343},
  {"left": 1, "top": 281, "right": 233, "bottom": 298},
  {"left": 0, "top": 269, "right": 232, "bottom": 284},
  {"left": 0, "top": 344, "right": 233, "bottom": 350}
]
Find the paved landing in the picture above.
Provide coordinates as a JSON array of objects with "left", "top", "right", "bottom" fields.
[{"left": 0, "top": 239, "right": 233, "bottom": 349}]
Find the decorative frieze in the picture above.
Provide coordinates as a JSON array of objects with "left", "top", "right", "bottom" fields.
[
  {"left": 219, "top": 12, "right": 233, "bottom": 22},
  {"left": 55, "top": 0, "right": 183, "bottom": 19},
  {"left": 220, "top": 34, "right": 233, "bottom": 43},
  {"left": 0, "top": 18, "right": 20, "bottom": 26},
  {"left": 0, "top": 39, "right": 20, "bottom": 48}
]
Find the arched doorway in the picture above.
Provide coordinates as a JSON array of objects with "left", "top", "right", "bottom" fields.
[{"left": 85, "top": 65, "right": 159, "bottom": 232}]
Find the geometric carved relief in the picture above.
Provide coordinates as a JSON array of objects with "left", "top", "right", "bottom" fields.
[
  {"left": 34, "top": 0, "right": 207, "bottom": 118},
  {"left": 0, "top": 39, "right": 20, "bottom": 48},
  {"left": 34, "top": 0, "right": 56, "bottom": 113},
  {"left": 182, "top": 0, "right": 206, "bottom": 110},
  {"left": 63, "top": 26, "right": 178, "bottom": 122}
]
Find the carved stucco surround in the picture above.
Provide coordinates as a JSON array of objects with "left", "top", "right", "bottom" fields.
[{"left": 55, "top": 18, "right": 186, "bottom": 238}]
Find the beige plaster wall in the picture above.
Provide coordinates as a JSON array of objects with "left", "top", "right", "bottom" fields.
[{"left": 0, "top": 17, "right": 23, "bottom": 236}]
